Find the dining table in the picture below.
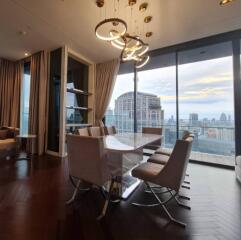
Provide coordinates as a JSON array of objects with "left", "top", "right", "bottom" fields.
[{"left": 102, "top": 132, "right": 162, "bottom": 199}]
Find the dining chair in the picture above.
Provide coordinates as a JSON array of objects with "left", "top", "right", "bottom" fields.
[
  {"left": 76, "top": 127, "right": 89, "bottom": 136},
  {"left": 104, "top": 126, "right": 117, "bottom": 135},
  {"left": 142, "top": 127, "right": 162, "bottom": 156},
  {"left": 131, "top": 137, "right": 193, "bottom": 227},
  {"left": 66, "top": 134, "right": 118, "bottom": 219},
  {"left": 88, "top": 126, "right": 103, "bottom": 137}
]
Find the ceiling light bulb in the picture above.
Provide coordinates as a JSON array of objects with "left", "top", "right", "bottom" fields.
[
  {"left": 220, "top": 0, "right": 234, "bottom": 5},
  {"left": 24, "top": 53, "right": 29, "bottom": 56},
  {"left": 139, "top": 3, "right": 148, "bottom": 12}
]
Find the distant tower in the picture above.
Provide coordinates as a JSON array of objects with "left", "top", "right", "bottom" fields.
[
  {"left": 220, "top": 113, "right": 227, "bottom": 122},
  {"left": 189, "top": 113, "right": 198, "bottom": 126}
]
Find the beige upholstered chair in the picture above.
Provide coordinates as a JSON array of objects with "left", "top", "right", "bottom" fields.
[
  {"left": 131, "top": 137, "right": 193, "bottom": 227},
  {"left": 88, "top": 126, "right": 103, "bottom": 137},
  {"left": 104, "top": 126, "right": 117, "bottom": 135},
  {"left": 142, "top": 127, "right": 162, "bottom": 151},
  {"left": 76, "top": 127, "right": 89, "bottom": 136},
  {"left": 66, "top": 134, "right": 117, "bottom": 219}
]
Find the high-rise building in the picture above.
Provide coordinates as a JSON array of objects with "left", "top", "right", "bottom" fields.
[
  {"left": 189, "top": 113, "right": 199, "bottom": 126},
  {"left": 114, "top": 92, "right": 164, "bottom": 132}
]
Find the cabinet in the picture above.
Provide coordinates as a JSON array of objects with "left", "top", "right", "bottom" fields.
[{"left": 46, "top": 46, "right": 95, "bottom": 157}]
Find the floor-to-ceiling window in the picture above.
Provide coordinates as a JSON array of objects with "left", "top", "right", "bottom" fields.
[
  {"left": 105, "top": 72, "right": 134, "bottom": 133},
  {"left": 105, "top": 31, "right": 241, "bottom": 167},
  {"left": 137, "top": 53, "right": 177, "bottom": 147},
  {"left": 178, "top": 42, "right": 235, "bottom": 166},
  {"left": 20, "top": 62, "right": 31, "bottom": 134}
]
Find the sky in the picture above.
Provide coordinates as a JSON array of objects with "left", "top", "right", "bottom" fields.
[{"left": 107, "top": 56, "right": 234, "bottom": 120}]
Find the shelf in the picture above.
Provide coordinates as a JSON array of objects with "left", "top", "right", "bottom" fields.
[
  {"left": 67, "top": 88, "right": 92, "bottom": 96},
  {"left": 66, "top": 123, "right": 91, "bottom": 127},
  {"left": 66, "top": 106, "right": 92, "bottom": 111}
]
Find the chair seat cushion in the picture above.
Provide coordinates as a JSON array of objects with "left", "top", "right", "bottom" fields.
[
  {"left": 132, "top": 162, "right": 164, "bottom": 182},
  {"left": 155, "top": 147, "right": 172, "bottom": 156},
  {"left": 148, "top": 154, "right": 169, "bottom": 165}
]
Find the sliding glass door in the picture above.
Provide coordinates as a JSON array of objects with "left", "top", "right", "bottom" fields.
[{"left": 178, "top": 42, "right": 235, "bottom": 165}]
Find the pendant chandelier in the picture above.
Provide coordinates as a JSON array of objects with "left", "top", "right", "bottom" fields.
[{"left": 95, "top": 0, "right": 153, "bottom": 69}]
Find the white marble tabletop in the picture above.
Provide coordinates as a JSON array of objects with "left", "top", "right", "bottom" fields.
[
  {"left": 16, "top": 134, "right": 37, "bottom": 139},
  {"left": 103, "top": 132, "right": 162, "bottom": 152}
]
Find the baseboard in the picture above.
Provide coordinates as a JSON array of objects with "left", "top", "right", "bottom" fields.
[{"left": 189, "top": 159, "right": 235, "bottom": 170}]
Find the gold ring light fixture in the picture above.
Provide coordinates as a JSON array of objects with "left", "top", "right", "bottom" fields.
[
  {"left": 135, "top": 55, "right": 150, "bottom": 69},
  {"left": 95, "top": 0, "right": 152, "bottom": 68},
  {"left": 95, "top": 18, "right": 127, "bottom": 41}
]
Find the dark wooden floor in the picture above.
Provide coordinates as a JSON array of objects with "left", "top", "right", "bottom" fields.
[{"left": 0, "top": 155, "right": 240, "bottom": 240}]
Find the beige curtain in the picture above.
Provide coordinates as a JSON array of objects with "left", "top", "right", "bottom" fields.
[
  {"left": 28, "top": 51, "right": 48, "bottom": 155},
  {"left": 0, "top": 59, "right": 22, "bottom": 127},
  {"left": 95, "top": 59, "right": 120, "bottom": 126},
  {"left": 11, "top": 62, "right": 23, "bottom": 127}
]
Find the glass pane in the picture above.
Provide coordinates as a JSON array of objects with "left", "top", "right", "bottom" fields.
[
  {"left": 137, "top": 53, "right": 177, "bottom": 147},
  {"left": 47, "top": 48, "right": 62, "bottom": 152},
  {"left": 20, "top": 62, "right": 31, "bottom": 135},
  {"left": 67, "top": 57, "right": 89, "bottom": 92},
  {"left": 178, "top": 42, "right": 235, "bottom": 166},
  {"left": 66, "top": 109, "right": 87, "bottom": 124},
  {"left": 105, "top": 73, "right": 134, "bottom": 133}
]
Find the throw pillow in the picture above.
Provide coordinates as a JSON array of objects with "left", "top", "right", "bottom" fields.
[{"left": 0, "top": 130, "right": 8, "bottom": 140}]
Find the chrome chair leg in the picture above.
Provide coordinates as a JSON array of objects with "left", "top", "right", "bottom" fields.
[
  {"left": 178, "top": 194, "right": 190, "bottom": 201},
  {"left": 181, "top": 185, "right": 190, "bottom": 190},
  {"left": 97, "top": 178, "right": 115, "bottom": 220},
  {"left": 146, "top": 183, "right": 186, "bottom": 228},
  {"left": 169, "top": 191, "right": 191, "bottom": 210},
  {"left": 66, "top": 179, "right": 81, "bottom": 205}
]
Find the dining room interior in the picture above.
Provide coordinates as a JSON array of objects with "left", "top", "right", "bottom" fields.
[{"left": 0, "top": 0, "right": 241, "bottom": 239}]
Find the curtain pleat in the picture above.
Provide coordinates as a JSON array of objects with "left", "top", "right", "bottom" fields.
[
  {"left": 28, "top": 51, "right": 48, "bottom": 155},
  {"left": 95, "top": 59, "right": 120, "bottom": 126},
  {"left": 0, "top": 59, "right": 22, "bottom": 127},
  {"left": 11, "top": 62, "right": 23, "bottom": 127}
]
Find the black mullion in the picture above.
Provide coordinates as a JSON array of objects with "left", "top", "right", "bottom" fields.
[
  {"left": 232, "top": 39, "right": 241, "bottom": 156},
  {"left": 134, "top": 65, "right": 137, "bottom": 133},
  {"left": 176, "top": 51, "right": 179, "bottom": 140}
]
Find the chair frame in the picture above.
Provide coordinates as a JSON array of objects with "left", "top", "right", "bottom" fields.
[{"left": 132, "top": 182, "right": 189, "bottom": 227}]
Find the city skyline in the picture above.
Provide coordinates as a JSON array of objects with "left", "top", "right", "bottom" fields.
[{"left": 108, "top": 56, "right": 234, "bottom": 120}]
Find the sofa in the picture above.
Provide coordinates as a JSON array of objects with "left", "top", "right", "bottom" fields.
[{"left": 0, "top": 127, "right": 19, "bottom": 159}]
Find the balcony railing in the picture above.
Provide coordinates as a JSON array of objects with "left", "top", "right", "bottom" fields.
[{"left": 105, "top": 114, "right": 235, "bottom": 166}]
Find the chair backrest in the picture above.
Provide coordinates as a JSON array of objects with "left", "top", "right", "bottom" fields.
[
  {"left": 182, "top": 130, "right": 195, "bottom": 140},
  {"left": 104, "top": 126, "right": 117, "bottom": 135},
  {"left": 156, "top": 137, "right": 193, "bottom": 192},
  {"left": 66, "top": 134, "right": 110, "bottom": 186},
  {"left": 88, "top": 126, "right": 103, "bottom": 137},
  {"left": 76, "top": 128, "right": 89, "bottom": 136},
  {"left": 142, "top": 127, "right": 162, "bottom": 146}
]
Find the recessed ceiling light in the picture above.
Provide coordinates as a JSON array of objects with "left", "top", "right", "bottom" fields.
[
  {"left": 18, "top": 30, "right": 27, "bottom": 36},
  {"left": 24, "top": 53, "right": 29, "bottom": 56},
  {"left": 220, "top": 0, "right": 235, "bottom": 6}
]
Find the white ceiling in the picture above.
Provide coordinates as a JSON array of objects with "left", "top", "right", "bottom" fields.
[{"left": 0, "top": 0, "right": 241, "bottom": 63}]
